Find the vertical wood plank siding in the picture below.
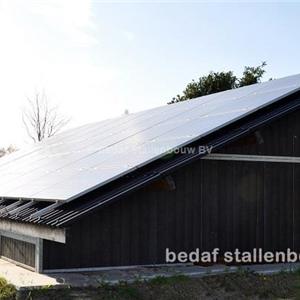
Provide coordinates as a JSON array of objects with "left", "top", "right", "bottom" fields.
[
  {"left": 43, "top": 108, "right": 300, "bottom": 270},
  {"left": 219, "top": 107, "right": 300, "bottom": 156},
  {"left": 0, "top": 236, "right": 35, "bottom": 268}
]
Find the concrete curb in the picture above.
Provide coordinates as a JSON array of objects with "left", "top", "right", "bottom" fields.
[{"left": 5, "top": 261, "right": 300, "bottom": 292}]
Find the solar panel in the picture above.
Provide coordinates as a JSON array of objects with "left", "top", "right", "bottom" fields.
[{"left": 0, "top": 74, "right": 300, "bottom": 201}]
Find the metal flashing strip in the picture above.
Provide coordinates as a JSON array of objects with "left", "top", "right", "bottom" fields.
[{"left": 203, "top": 153, "right": 300, "bottom": 163}]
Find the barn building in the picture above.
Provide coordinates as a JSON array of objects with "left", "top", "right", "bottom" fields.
[{"left": 0, "top": 75, "right": 299, "bottom": 273}]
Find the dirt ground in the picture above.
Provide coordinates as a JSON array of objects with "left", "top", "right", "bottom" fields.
[{"left": 18, "top": 270, "right": 300, "bottom": 300}]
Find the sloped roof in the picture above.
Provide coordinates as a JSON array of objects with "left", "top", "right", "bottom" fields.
[{"left": 0, "top": 74, "right": 300, "bottom": 202}]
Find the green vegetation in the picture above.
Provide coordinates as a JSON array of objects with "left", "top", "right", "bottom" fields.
[
  {"left": 169, "top": 62, "right": 267, "bottom": 104},
  {"left": 292, "top": 268, "right": 300, "bottom": 299},
  {"left": 20, "top": 271, "right": 300, "bottom": 300},
  {"left": 5, "top": 270, "right": 300, "bottom": 299},
  {"left": 0, "top": 277, "right": 16, "bottom": 300},
  {"left": 148, "top": 274, "right": 188, "bottom": 285}
]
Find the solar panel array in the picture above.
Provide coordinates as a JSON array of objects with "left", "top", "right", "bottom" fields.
[{"left": 0, "top": 74, "right": 300, "bottom": 201}]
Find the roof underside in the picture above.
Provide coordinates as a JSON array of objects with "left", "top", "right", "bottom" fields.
[{"left": 0, "top": 74, "right": 300, "bottom": 203}]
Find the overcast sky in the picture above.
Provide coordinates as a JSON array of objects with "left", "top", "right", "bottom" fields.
[{"left": 1, "top": 0, "right": 300, "bottom": 147}]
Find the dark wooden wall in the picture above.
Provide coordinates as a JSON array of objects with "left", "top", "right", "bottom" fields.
[
  {"left": 220, "top": 107, "right": 300, "bottom": 156},
  {"left": 0, "top": 236, "right": 35, "bottom": 268},
  {"left": 43, "top": 108, "right": 300, "bottom": 270}
]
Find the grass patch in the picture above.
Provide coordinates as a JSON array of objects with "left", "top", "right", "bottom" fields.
[
  {"left": 116, "top": 282, "right": 140, "bottom": 299},
  {"left": 0, "top": 277, "right": 16, "bottom": 300},
  {"left": 17, "top": 270, "right": 300, "bottom": 299},
  {"left": 148, "top": 275, "right": 188, "bottom": 285},
  {"left": 292, "top": 268, "right": 300, "bottom": 299}
]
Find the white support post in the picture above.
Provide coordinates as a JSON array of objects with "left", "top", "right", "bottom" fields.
[{"left": 35, "top": 238, "right": 43, "bottom": 273}]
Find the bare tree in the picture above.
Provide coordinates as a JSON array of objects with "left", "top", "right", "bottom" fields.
[
  {"left": 22, "top": 92, "right": 69, "bottom": 142},
  {"left": 0, "top": 145, "right": 17, "bottom": 158}
]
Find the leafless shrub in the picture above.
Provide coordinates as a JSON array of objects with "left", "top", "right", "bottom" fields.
[
  {"left": 22, "top": 92, "right": 69, "bottom": 142},
  {"left": 0, "top": 145, "right": 17, "bottom": 158}
]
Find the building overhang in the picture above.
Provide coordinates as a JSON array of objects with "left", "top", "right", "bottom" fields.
[{"left": 0, "top": 219, "right": 66, "bottom": 243}]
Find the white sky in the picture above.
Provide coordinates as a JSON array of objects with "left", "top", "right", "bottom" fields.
[
  {"left": 0, "top": 0, "right": 127, "bottom": 147},
  {"left": 1, "top": 0, "right": 300, "bottom": 148}
]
